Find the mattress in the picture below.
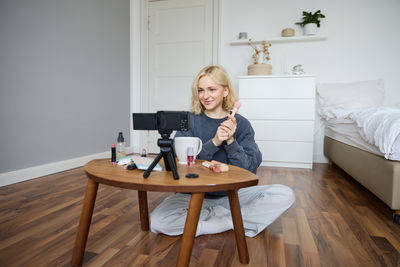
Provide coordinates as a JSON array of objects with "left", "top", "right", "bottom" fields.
[{"left": 324, "top": 118, "right": 384, "bottom": 157}]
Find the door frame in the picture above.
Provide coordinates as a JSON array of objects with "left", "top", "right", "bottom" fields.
[{"left": 130, "top": 0, "right": 221, "bottom": 152}]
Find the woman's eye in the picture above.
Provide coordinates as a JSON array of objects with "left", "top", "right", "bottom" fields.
[
  {"left": 198, "top": 89, "right": 204, "bottom": 93},
  {"left": 209, "top": 88, "right": 216, "bottom": 91}
]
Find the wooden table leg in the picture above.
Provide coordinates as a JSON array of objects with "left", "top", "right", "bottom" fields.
[
  {"left": 177, "top": 192, "right": 205, "bottom": 267},
  {"left": 138, "top": 190, "right": 149, "bottom": 231},
  {"left": 228, "top": 189, "right": 250, "bottom": 264},
  {"left": 71, "top": 178, "right": 99, "bottom": 266}
]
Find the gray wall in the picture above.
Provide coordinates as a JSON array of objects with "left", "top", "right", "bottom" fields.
[{"left": 0, "top": 0, "right": 130, "bottom": 173}]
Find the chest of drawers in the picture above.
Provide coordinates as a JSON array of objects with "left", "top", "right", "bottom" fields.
[{"left": 238, "top": 75, "right": 316, "bottom": 168}]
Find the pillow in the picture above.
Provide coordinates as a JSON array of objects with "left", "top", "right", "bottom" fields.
[{"left": 317, "top": 79, "right": 384, "bottom": 118}]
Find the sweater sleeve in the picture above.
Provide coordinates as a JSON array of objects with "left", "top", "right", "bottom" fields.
[
  {"left": 197, "top": 140, "right": 219, "bottom": 160},
  {"left": 223, "top": 117, "right": 262, "bottom": 174}
]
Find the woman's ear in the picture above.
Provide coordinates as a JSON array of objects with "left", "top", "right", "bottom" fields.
[{"left": 223, "top": 86, "right": 229, "bottom": 98}]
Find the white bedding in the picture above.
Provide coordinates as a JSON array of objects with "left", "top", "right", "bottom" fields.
[
  {"left": 323, "top": 106, "right": 400, "bottom": 161},
  {"left": 317, "top": 79, "right": 400, "bottom": 161},
  {"left": 350, "top": 106, "right": 400, "bottom": 160},
  {"left": 325, "top": 119, "right": 384, "bottom": 157}
]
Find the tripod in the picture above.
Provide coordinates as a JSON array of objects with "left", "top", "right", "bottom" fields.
[{"left": 143, "top": 131, "right": 179, "bottom": 179}]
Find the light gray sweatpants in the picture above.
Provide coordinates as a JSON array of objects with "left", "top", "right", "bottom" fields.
[{"left": 150, "top": 184, "right": 295, "bottom": 237}]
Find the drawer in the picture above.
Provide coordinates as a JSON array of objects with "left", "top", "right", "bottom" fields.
[
  {"left": 240, "top": 99, "right": 315, "bottom": 120},
  {"left": 239, "top": 77, "right": 316, "bottom": 99},
  {"left": 251, "top": 120, "right": 314, "bottom": 142},
  {"left": 257, "top": 141, "right": 314, "bottom": 163}
]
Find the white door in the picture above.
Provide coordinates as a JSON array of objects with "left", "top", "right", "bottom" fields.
[{"left": 145, "top": 0, "right": 216, "bottom": 153}]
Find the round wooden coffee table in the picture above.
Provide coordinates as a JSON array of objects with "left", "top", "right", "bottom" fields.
[{"left": 72, "top": 158, "right": 258, "bottom": 266}]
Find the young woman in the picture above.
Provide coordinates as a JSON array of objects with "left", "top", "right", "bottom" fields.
[{"left": 151, "top": 65, "right": 295, "bottom": 237}]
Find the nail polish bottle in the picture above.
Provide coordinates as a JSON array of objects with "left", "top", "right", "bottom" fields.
[
  {"left": 187, "top": 147, "right": 194, "bottom": 168},
  {"left": 141, "top": 148, "right": 147, "bottom": 157}
]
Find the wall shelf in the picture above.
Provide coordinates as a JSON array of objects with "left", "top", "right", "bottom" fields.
[{"left": 230, "top": 35, "right": 327, "bottom": 45}]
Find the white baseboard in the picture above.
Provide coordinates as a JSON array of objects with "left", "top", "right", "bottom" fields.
[
  {"left": 260, "top": 161, "right": 313, "bottom": 169},
  {"left": 0, "top": 147, "right": 134, "bottom": 187}
]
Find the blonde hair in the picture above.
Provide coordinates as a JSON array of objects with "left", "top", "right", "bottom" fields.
[{"left": 191, "top": 65, "right": 238, "bottom": 115}]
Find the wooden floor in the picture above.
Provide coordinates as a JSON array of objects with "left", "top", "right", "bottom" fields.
[{"left": 0, "top": 163, "right": 399, "bottom": 266}]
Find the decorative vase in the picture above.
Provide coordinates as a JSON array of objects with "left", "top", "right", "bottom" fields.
[
  {"left": 304, "top": 23, "right": 317, "bottom": 35},
  {"left": 256, "top": 52, "right": 265, "bottom": 64}
]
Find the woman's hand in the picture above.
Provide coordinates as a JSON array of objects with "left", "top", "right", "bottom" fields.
[
  {"left": 212, "top": 115, "right": 237, "bottom": 146},
  {"left": 223, "top": 115, "right": 237, "bottom": 144},
  {"left": 212, "top": 125, "right": 229, "bottom": 147}
]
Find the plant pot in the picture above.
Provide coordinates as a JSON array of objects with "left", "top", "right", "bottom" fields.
[
  {"left": 304, "top": 23, "right": 317, "bottom": 35},
  {"left": 248, "top": 63, "right": 272, "bottom": 75}
]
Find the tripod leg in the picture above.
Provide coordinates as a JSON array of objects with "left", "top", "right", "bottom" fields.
[
  {"left": 143, "top": 152, "right": 163, "bottom": 178},
  {"left": 167, "top": 150, "right": 179, "bottom": 179},
  {"left": 162, "top": 151, "right": 171, "bottom": 171}
]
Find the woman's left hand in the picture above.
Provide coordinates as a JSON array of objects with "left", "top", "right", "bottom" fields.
[{"left": 220, "top": 115, "right": 237, "bottom": 145}]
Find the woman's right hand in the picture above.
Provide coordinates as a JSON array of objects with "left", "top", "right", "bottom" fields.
[{"left": 212, "top": 126, "right": 229, "bottom": 147}]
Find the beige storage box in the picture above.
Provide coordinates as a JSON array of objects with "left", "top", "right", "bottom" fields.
[{"left": 248, "top": 64, "right": 272, "bottom": 75}]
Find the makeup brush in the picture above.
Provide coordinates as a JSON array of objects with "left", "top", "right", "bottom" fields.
[{"left": 230, "top": 101, "right": 242, "bottom": 117}]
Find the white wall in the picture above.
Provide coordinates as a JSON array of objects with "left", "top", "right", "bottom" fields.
[{"left": 220, "top": 0, "right": 400, "bottom": 162}]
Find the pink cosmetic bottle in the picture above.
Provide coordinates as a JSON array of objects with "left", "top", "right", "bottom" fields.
[{"left": 187, "top": 147, "right": 194, "bottom": 168}]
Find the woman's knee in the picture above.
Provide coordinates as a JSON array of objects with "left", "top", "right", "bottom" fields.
[
  {"left": 269, "top": 184, "right": 295, "bottom": 206},
  {"left": 256, "top": 184, "right": 295, "bottom": 207},
  {"left": 281, "top": 185, "right": 295, "bottom": 206}
]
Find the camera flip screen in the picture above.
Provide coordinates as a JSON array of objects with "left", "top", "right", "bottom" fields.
[{"left": 132, "top": 113, "right": 157, "bottom": 130}]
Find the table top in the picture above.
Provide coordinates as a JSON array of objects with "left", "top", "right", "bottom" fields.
[{"left": 84, "top": 158, "right": 258, "bottom": 193}]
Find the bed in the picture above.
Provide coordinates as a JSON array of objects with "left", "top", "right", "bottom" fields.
[{"left": 317, "top": 79, "right": 400, "bottom": 223}]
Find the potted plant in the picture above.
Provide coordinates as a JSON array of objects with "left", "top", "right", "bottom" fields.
[{"left": 295, "top": 10, "right": 325, "bottom": 35}]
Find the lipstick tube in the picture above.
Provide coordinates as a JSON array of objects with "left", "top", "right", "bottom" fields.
[{"left": 111, "top": 143, "right": 116, "bottom": 163}]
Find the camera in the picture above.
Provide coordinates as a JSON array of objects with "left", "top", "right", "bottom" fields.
[
  {"left": 132, "top": 111, "right": 190, "bottom": 179},
  {"left": 132, "top": 111, "right": 190, "bottom": 133}
]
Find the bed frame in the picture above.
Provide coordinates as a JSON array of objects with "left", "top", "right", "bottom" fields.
[{"left": 324, "top": 136, "right": 400, "bottom": 223}]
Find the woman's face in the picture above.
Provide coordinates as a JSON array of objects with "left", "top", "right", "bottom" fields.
[{"left": 198, "top": 75, "right": 229, "bottom": 114}]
